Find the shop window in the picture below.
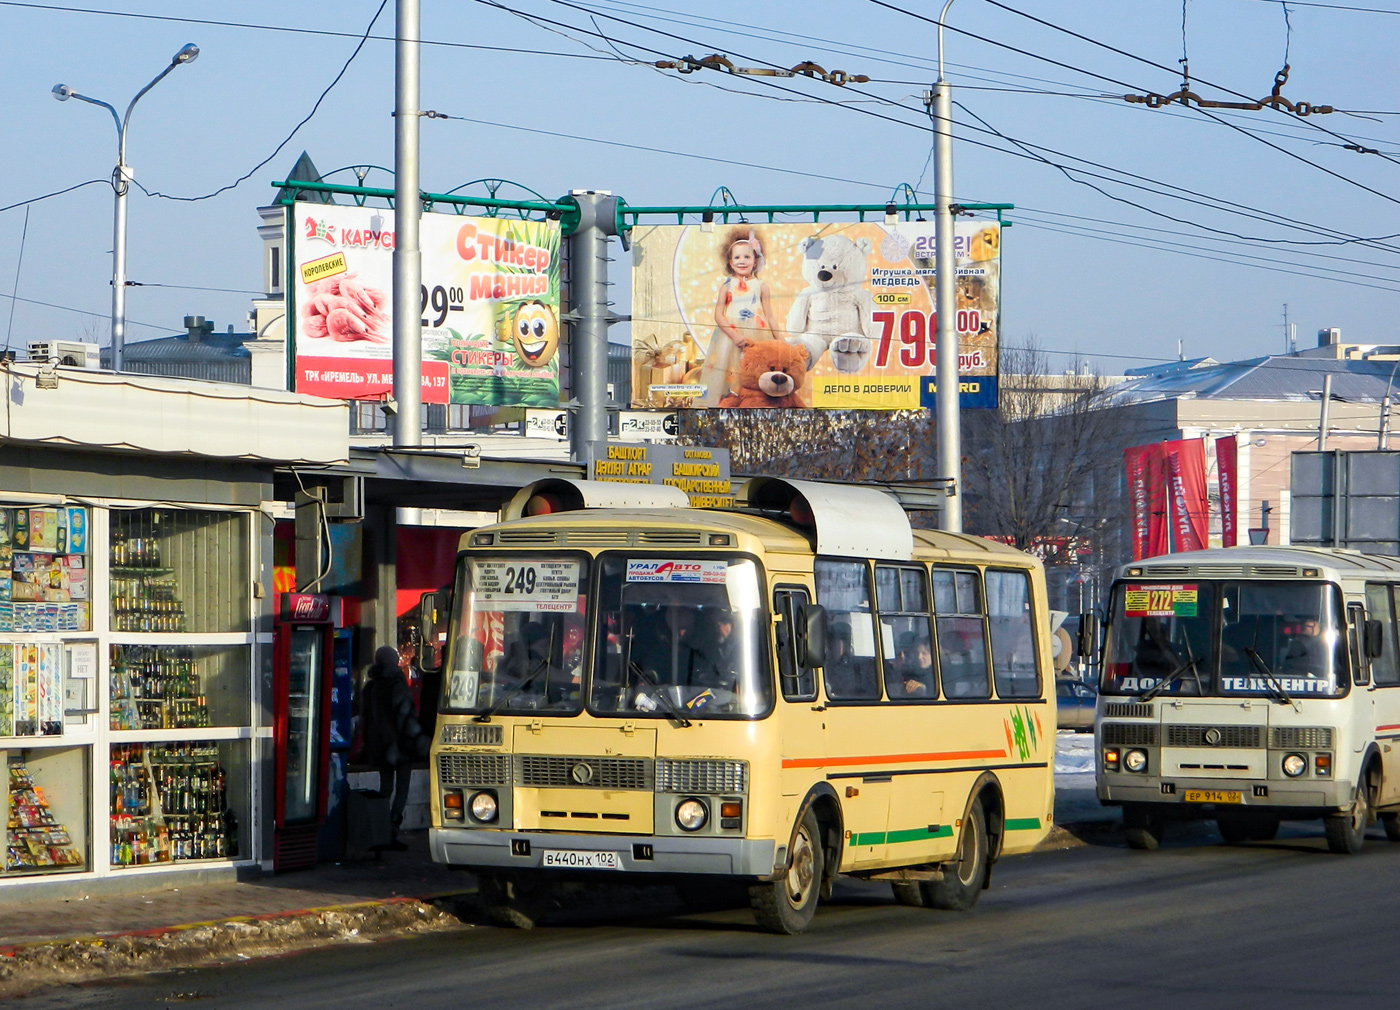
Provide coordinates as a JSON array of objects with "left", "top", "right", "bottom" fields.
[
  {"left": 986, "top": 569, "right": 1041, "bottom": 698},
  {"left": 5, "top": 746, "right": 90, "bottom": 875},
  {"left": 815, "top": 559, "right": 880, "bottom": 701},
  {"left": 110, "top": 509, "right": 250, "bottom": 635},
  {"left": 0, "top": 643, "right": 65, "bottom": 737},
  {"left": 109, "top": 741, "right": 247, "bottom": 867},
  {"left": 110, "top": 645, "right": 251, "bottom": 730},
  {"left": 0, "top": 506, "right": 92, "bottom": 633}
]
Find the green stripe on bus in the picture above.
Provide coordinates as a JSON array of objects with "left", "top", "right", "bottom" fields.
[
  {"left": 852, "top": 825, "right": 954, "bottom": 846},
  {"left": 1004, "top": 818, "right": 1042, "bottom": 831}
]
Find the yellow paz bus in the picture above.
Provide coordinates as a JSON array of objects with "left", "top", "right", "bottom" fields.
[{"left": 418, "top": 476, "right": 1055, "bottom": 933}]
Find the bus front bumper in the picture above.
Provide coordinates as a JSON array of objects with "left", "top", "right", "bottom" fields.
[
  {"left": 1098, "top": 776, "right": 1350, "bottom": 812},
  {"left": 430, "top": 827, "right": 779, "bottom": 878}
]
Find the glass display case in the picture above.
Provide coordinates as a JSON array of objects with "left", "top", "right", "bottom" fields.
[
  {"left": 110, "top": 509, "right": 250, "bottom": 635},
  {"left": 109, "top": 741, "right": 246, "bottom": 867},
  {"left": 109, "top": 645, "right": 251, "bottom": 731},
  {"left": 0, "top": 506, "right": 91, "bottom": 634},
  {"left": 4, "top": 745, "right": 89, "bottom": 875}
]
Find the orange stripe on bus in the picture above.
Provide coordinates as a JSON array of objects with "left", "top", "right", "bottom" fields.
[{"left": 781, "top": 750, "right": 1007, "bottom": 769}]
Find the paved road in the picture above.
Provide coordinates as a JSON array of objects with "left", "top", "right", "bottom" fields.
[{"left": 20, "top": 822, "right": 1400, "bottom": 1010}]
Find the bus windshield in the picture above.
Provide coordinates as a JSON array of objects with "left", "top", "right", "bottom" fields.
[
  {"left": 590, "top": 555, "right": 772, "bottom": 719},
  {"left": 1219, "top": 583, "right": 1347, "bottom": 698},
  {"left": 442, "top": 555, "right": 590, "bottom": 715},
  {"left": 1103, "top": 580, "right": 1348, "bottom": 698},
  {"left": 1104, "top": 582, "right": 1216, "bottom": 696}
]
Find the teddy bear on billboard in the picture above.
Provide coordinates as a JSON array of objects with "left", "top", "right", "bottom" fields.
[
  {"left": 718, "top": 341, "right": 808, "bottom": 408},
  {"left": 784, "top": 234, "right": 877, "bottom": 373}
]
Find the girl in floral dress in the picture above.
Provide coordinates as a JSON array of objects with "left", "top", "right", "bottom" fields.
[{"left": 697, "top": 228, "right": 781, "bottom": 406}]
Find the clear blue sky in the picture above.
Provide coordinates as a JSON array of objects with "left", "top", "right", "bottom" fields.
[{"left": 1, "top": 0, "right": 1397, "bottom": 372}]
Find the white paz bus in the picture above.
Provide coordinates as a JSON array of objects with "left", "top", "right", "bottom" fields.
[
  {"left": 1091, "top": 545, "right": 1400, "bottom": 852},
  {"left": 418, "top": 477, "right": 1056, "bottom": 933}
]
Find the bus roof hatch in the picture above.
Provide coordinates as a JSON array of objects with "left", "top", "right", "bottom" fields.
[
  {"left": 743, "top": 477, "right": 913, "bottom": 561},
  {"left": 501, "top": 478, "right": 690, "bottom": 521}
]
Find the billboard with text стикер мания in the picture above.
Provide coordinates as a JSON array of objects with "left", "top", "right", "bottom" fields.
[{"left": 291, "top": 202, "right": 561, "bottom": 406}]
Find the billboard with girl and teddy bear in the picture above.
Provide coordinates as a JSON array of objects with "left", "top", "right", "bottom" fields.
[{"left": 629, "top": 219, "right": 1000, "bottom": 410}]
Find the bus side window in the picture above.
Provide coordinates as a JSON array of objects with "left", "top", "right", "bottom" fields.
[
  {"left": 774, "top": 588, "right": 817, "bottom": 702},
  {"left": 932, "top": 568, "right": 991, "bottom": 699},
  {"left": 1366, "top": 584, "right": 1400, "bottom": 686},
  {"left": 987, "top": 569, "right": 1041, "bottom": 699},
  {"left": 1349, "top": 602, "right": 1369, "bottom": 687},
  {"left": 875, "top": 564, "right": 935, "bottom": 702},
  {"left": 815, "top": 559, "right": 881, "bottom": 701}
]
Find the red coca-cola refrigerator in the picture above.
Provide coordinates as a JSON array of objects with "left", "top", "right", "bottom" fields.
[{"left": 272, "top": 593, "right": 341, "bottom": 871}]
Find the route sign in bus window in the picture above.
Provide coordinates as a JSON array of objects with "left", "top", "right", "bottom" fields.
[{"left": 1122, "top": 584, "right": 1198, "bottom": 618}]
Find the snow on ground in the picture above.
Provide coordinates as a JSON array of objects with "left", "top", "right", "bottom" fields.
[
  {"left": 1054, "top": 729, "right": 1115, "bottom": 824},
  {"left": 1055, "top": 730, "right": 1095, "bottom": 777}
]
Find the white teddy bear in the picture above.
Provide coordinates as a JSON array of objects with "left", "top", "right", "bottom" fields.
[{"left": 784, "top": 234, "right": 877, "bottom": 373}]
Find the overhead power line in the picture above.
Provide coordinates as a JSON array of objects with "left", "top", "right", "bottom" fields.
[{"left": 1, "top": 179, "right": 109, "bottom": 215}]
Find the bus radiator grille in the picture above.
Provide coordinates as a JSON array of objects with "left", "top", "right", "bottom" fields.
[
  {"left": 440, "top": 724, "right": 504, "bottom": 746},
  {"left": 1101, "top": 723, "right": 1159, "bottom": 747},
  {"left": 655, "top": 759, "right": 749, "bottom": 794},
  {"left": 518, "top": 756, "right": 653, "bottom": 790},
  {"left": 1267, "top": 726, "right": 1333, "bottom": 749},
  {"left": 1165, "top": 725, "right": 1263, "bottom": 748},
  {"left": 439, "top": 753, "right": 513, "bottom": 787},
  {"left": 1103, "top": 703, "right": 1153, "bottom": 719}
]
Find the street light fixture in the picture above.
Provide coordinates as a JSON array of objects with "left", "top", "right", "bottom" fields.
[{"left": 52, "top": 43, "right": 199, "bottom": 372}]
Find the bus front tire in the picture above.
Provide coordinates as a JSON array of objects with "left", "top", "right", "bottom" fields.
[
  {"left": 749, "top": 810, "right": 823, "bottom": 934},
  {"left": 1122, "top": 804, "right": 1165, "bottom": 850},
  {"left": 1325, "top": 778, "right": 1371, "bottom": 855},
  {"left": 1381, "top": 812, "right": 1400, "bottom": 842},
  {"left": 925, "top": 797, "right": 989, "bottom": 911},
  {"left": 478, "top": 871, "right": 552, "bottom": 929}
]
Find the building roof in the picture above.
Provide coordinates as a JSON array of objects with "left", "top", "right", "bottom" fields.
[
  {"left": 100, "top": 332, "right": 253, "bottom": 365},
  {"left": 1109, "top": 354, "right": 1400, "bottom": 404}
]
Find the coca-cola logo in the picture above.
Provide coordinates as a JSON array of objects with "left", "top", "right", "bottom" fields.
[{"left": 282, "top": 593, "right": 330, "bottom": 623}]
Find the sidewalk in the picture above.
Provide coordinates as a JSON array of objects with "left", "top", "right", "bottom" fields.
[{"left": 0, "top": 832, "right": 467, "bottom": 949}]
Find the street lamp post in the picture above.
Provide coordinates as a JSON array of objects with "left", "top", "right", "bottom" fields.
[
  {"left": 53, "top": 43, "right": 199, "bottom": 372},
  {"left": 932, "top": 0, "right": 961, "bottom": 532}
]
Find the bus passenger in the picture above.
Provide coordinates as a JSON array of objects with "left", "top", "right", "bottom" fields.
[
  {"left": 891, "top": 632, "right": 935, "bottom": 698},
  {"left": 1280, "top": 618, "right": 1327, "bottom": 676},
  {"left": 824, "top": 622, "right": 874, "bottom": 699}
]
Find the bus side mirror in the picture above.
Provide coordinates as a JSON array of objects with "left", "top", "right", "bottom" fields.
[
  {"left": 798, "top": 603, "right": 827, "bottom": 668},
  {"left": 418, "top": 588, "right": 449, "bottom": 675},
  {"left": 1076, "top": 612, "right": 1100, "bottom": 666},
  {"left": 1366, "top": 619, "right": 1385, "bottom": 659}
]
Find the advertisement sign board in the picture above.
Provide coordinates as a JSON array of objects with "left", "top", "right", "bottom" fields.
[
  {"left": 586, "top": 442, "right": 733, "bottom": 507},
  {"left": 629, "top": 220, "right": 1000, "bottom": 410},
  {"left": 291, "top": 202, "right": 561, "bottom": 406}
]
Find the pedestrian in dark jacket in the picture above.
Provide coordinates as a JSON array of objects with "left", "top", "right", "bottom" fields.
[{"left": 360, "top": 646, "right": 428, "bottom": 849}]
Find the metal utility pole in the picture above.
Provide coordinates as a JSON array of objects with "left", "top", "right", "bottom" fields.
[
  {"left": 933, "top": 0, "right": 962, "bottom": 532},
  {"left": 567, "top": 190, "right": 620, "bottom": 462},
  {"left": 52, "top": 44, "right": 199, "bottom": 372},
  {"left": 1318, "top": 373, "right": 1333, "bottom": 451},
  {"left": 1381, "top": 395, "right": 1392, "bottom": 450},
  {"left": 392, "top": 0, "right": 422, "bottom": 448}
]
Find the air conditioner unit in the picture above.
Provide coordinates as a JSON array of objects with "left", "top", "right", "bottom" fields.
[{"left": 26, "top": 341, "right": 99, "bottom": 369}]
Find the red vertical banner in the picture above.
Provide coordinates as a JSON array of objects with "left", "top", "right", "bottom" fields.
[
  {"left": 1216, "top": 434, "right": 1239, "bottom": 547},
  {"left": 1124, "top": 444, "right": 1169, "bottom": 560},
  {"left": 1162, "top": 439, "right": 1210, "bottom": 552}
]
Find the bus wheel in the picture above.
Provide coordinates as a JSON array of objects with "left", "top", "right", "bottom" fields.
[
  {"left": 1325, "top": 777, "right": 1371, "bottom": 855},
  {"left": 478, "top": 872, "right": 552, "bottom": 929},
  {"left": 925, "top": 797, "right": 989, "bottom": 912},
  {"left": 890, "top": 881, "right": 929, "bottom": 907},
  {"left": 749, "top": 810, "right": 823, "bottom": 934},
  {"left": 1381, "top": 812, "right": 1400, "bottom": 842},
  {"left": 1216, "top": 815, "right": 1250, "bottom": 845},
  {"left": 1122, "top": 804, "right": 1165, "bottom": 850}
]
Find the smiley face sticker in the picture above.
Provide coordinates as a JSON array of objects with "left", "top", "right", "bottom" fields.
[{"left": 512, "top": 301, "right": 560, "bottom": 368}]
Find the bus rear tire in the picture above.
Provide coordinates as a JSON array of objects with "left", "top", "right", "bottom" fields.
[
  {"left": 890, "top": 881, "right": 928, "bottom": 907},
  {"left": 749, "top": 810, "right": 822, "bottom": 934},
  {"left": 1325, "top": 778, "right": 1371, "bottom": 855},
  {"left": 1122, "top": 804, "right": 1165, "bottom": 850},
  {"left": 925, "top": 797, "right": 989, "bottom": 911},
  {"left": 478, "top": 871, "right": 551, "bottom": 929}
]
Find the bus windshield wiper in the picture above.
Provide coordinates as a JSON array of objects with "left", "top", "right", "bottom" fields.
[
  {"left": 1137, "top": 655, "right": 1203, "bottom": 701},
  {"left": 627, "top": 661, "right": 693, "bottom": 727},
  {"left": 474, "top": 657, "right": 550, "bottom": 723},
  {"left": 1242, "top": 646, "right": 1299, "bottom": 710}
]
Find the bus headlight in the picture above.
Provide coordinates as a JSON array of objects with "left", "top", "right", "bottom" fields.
[
  {"left": 470, "top": 790, "right": 499, "bottom": 823},
  {"left": 675, "top": 798, "right": 708, "bottom": 831},
  {"left": 1124, "top": 749, "right": 1148, "bottom": 774},
  {"left": 1282, "top": 754, "right": 1307, "bottom": 778}
]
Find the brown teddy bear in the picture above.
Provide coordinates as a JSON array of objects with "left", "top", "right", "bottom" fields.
[{"left": 718, "top": 340, "right": 808, "bottom": 408}]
